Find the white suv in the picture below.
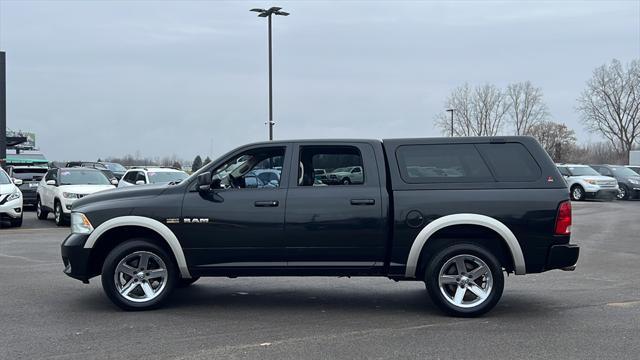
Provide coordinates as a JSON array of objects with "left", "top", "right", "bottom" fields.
[
  {"left": 557, "top": 164, "right": 619, "bottom": 201},
  {"left": 37, "top": 168, "right": 117, "bottom": 226},
  {"left": 118, "top": 167, "right": 188, "bottom": 188},
  {"left": 0, "top": 167, "right": 23, "bottom": 227}
]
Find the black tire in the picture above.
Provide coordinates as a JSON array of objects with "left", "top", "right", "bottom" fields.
[
  {"left": 54, "top": 201, "right": 67, "bottom": 226},
  {"left": 36, "top": 198, "right": 48, "bottom": 220},
  {"left": 10, "top": 214, "right": 23, "bottom": 227},
  {"left": 617, "top": 184, "right": 629, "bottom": 200},
  {"left": 176, "top": 276, "right": 200, "bottom": 288},
  {"left": 424, "top": 243, "right": 504, "bottom": 317},
  {"left": 342, "top": 177, "right": 351, "bottom": 185},
  {"left": 101, "top": 239, "right": 177, "bottom": 311}
]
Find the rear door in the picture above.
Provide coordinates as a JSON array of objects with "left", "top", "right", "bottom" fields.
[{"left": 283, "top": 142, "right": 386, "bottom": 268}]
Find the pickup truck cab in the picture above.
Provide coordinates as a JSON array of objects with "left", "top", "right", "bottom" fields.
[{"left": 62, "top": 137, "right": 579, "bottom": 316}]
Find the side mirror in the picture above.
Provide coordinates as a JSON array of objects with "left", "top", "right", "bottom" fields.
[
  {"left": 46, "top": 179, "right": 57, "bottom": 186},
  {"left": 111, "top": 179, "right": 119, "bottom": 185},
  {"left": 135, "top": 180, "right": 145, "bottom": 185},
  {"left": 13, "top": 178, "right": 23, "bottom": 186},
  {"left": 197, "top": 172, "right": 212, "bottom": 192}
]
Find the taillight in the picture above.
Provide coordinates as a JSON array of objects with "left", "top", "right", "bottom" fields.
[{"left": 555, "top": 201, "right": 572, "bottom": 235}]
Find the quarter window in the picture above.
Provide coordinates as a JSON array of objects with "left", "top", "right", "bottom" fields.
[
  {"left": 396, "top": 144, "right": 493, "bottom": 183},
  {"left": 476, "top": 143, "right": 541, "bottom": 182}
]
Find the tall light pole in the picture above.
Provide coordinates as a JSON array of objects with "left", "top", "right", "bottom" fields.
[
  {"left": 250, "top": 7, "right": 289, "bottom": 141},
  {"left": 446, "top": 108, "right": 455, "bottom": 137}
]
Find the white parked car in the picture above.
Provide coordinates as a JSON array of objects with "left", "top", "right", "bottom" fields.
[
  {"left": 118, "top": 167, "right": 188, "bottom": 188},
  {"left": 326, "top": 166, "right": 364, "bottom": 185},
  {"left": 37, "top": 168, "right": 117, "bottom": 226},
  {"left": 556, "top": 164, "right": 619, "bottom": 201},
  {"left": 0, "top": 167, "right": 23, "bottom": 227}
]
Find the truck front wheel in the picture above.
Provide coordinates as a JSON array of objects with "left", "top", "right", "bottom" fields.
[
  {"left": 101, "top": 239, "right": 177, "bottom": 310},
  {"left": 424, "top": 243, "right": 504, "bottom": 317}
]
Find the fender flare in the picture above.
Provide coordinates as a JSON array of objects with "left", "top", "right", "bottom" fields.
[
  {"left": 84, "top": 216, "right": 192, "bottom": 278},
  {"left": 404, "top": 213, "right": 526, "bottom": 278}
]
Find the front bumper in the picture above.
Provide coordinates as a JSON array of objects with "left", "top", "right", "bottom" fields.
[
  {"left": 585, "top": 188, "right": 619, "bottom": 199},
  {"left": 61, "top": 233, "right": 92, "bottom": 283},
  {"left": 546, "top": 244, "right": 580, "bottom": 271},
  {"left": 20, "top": 189, "right": 38, "bottom": 206},
  {"left": 0, "top": 197, "right": 23, "bottom": 219}
]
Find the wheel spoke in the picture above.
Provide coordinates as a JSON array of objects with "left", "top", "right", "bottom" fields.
[
  {"left": 455, "top": 258, "right": 466, "bottom": 275},
  {"left": 439, "top": 274, "right": 458, "bottom": 284},
  {"left": 468, "top": 265, "right": 488, "bottom": 280},
  {"left": 468, "top": 284, "right": 489, "bottom": 300},
  {"left": 120, "top": 280, "right": 138, "bottom": 296},
  {"left": 117, "top": 263, "right": 137, "bottom": 276},
  {"left": 141, "top": 282, "right": 155, "bottom": 298},
  {"left": 453, "top": 286, "right": 466, "bottom": 305},
  {"left": 147, "top": 268, "right": 166, "bottom": 279},
  {"left": 138, "top": 253, "right": 150, "bottom": 269}
]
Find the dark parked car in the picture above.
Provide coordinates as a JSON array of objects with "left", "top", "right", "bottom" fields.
[
  {"left": 590, "top": 164, "right": 640, "bottom": 200},
  {"left": 65, "top": 162, "right": 118, "bottom": 183},
  {"left": 61, "top": 137, "right": 578, "bottom": 317},
  {"left": 99, "top": 162, "right": 127, "bottom": 180},
  {"left": 626, "top": 165, "right": 640, "bottom": 175},
  {"left": 5, "top": 165, "right": 48, "bottom": 206}
]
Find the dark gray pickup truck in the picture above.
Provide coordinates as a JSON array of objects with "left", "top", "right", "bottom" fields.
[{"left": 61, "top": 136, "right": 579, "bottom": 316}]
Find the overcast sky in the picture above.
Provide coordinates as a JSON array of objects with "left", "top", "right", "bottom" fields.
[{"left": 1, "top": 0, "right": 639, "bottom": 161}]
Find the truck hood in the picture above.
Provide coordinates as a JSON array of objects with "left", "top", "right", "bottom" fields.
[{"left": 72, "top": 183, "right": 169, "bottom": 208}]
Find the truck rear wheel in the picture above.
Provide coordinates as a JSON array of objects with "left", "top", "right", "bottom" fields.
[
  {"left": 101, "top": 239, "right": 177, "bottom": 310},
  {"left": 424, "top": 243, "right": 504, "bottom": 317}
]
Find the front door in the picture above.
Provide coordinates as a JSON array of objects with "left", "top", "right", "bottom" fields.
[
  {"left": 178, "top": 145, "right": 291, "bottom": 271},
  {"left": 284, "top": 143, "right": 386, "bottom": 269}
]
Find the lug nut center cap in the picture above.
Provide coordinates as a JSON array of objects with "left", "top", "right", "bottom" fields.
[{"left": 136, "top": 272, "right": 145, "bottom": 279}]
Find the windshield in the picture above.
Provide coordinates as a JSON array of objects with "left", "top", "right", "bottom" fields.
[
  {"left": 147, "top": 171, "right": 188, "bottom": 184},
  {"left": 103, "top": 162, "right": 126, "bottom": 172},
  {"left": 610, "top": 166, "right": 639, "bottom": 177},
  {"left": 568, "top": 166, "right": 600, "bottom": 176},
  {"left": 11, "top": 168, "right": 48, "bottom": 180},
  {"left": 0, "top": 170, "right": 10, "bottom": 185},
  {"left": 59, "top": 169, "right": 111, "bottom": 185}
]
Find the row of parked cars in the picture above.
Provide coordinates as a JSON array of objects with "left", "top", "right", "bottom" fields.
[
  {"left": 558, "top": 164, "right": 640, "bottom": 201},
  {"left": 0, "top": 162, "right": 188, "bottom": 227}
]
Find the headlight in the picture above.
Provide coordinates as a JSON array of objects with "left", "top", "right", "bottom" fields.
[
  {"left": 63, "top": 192, "right": 79, "bottom": 199},
  {"left": 70, "top": 213, "right": 94, "bottom": 234},
  {"left": 7, "top": 189, "right": 22, "bottom": 201},
  {"left": 629, "top": 179, "right": 640, "bottom": 185},
  {"left": 584, "top": 179, "right": 597, "bottom": 185}
]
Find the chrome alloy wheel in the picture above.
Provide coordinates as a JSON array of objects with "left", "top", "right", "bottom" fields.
[
  {"left": 114, "top": 251, "right": 168, "bottom": 303},
  {"left": 572, "top": 187, "right": 583, "bottom": 201},
  {"left": 438, "top": 254, "right": 493, "bottom": 309}
]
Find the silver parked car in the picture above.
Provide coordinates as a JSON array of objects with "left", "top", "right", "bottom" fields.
[{"left": 557, "top": 164, "right": 618, "bottom": 201}]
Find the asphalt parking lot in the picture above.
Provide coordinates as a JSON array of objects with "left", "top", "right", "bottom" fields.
[{"left": 1, "top": 201, "right": 639, "bottom": 360}]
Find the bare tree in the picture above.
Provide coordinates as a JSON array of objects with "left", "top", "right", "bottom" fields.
[
  {"left": 528, "top": 121, "right": 576, "bottom": 162},
  {"left": 507, "top": 81, "right": 548, "bottom": 135},
  {"left": 435, "top": 83, "right": 510, "bottom": 136},
  {"left": 577, "top": 59, "right": 640, "bottom": 162}
]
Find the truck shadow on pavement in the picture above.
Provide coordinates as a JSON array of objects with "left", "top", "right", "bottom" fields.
[{"left": 67, "top": 281, "right": 555, "bottom": 319}]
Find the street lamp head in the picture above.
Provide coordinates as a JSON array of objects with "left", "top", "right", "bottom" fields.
[
  {"left": 446, "top": 108, "right": 455, "bottom": 112},
  {"left": 251, "top": 6, "right": 290, "bottom": 17}
]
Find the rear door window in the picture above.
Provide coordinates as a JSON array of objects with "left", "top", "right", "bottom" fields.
[
  {"left": 476, "top": 143, "right": 541, "bottom": 182},
  {"left": 395, "top": 144, "right": 493, "bottom": 183}
]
